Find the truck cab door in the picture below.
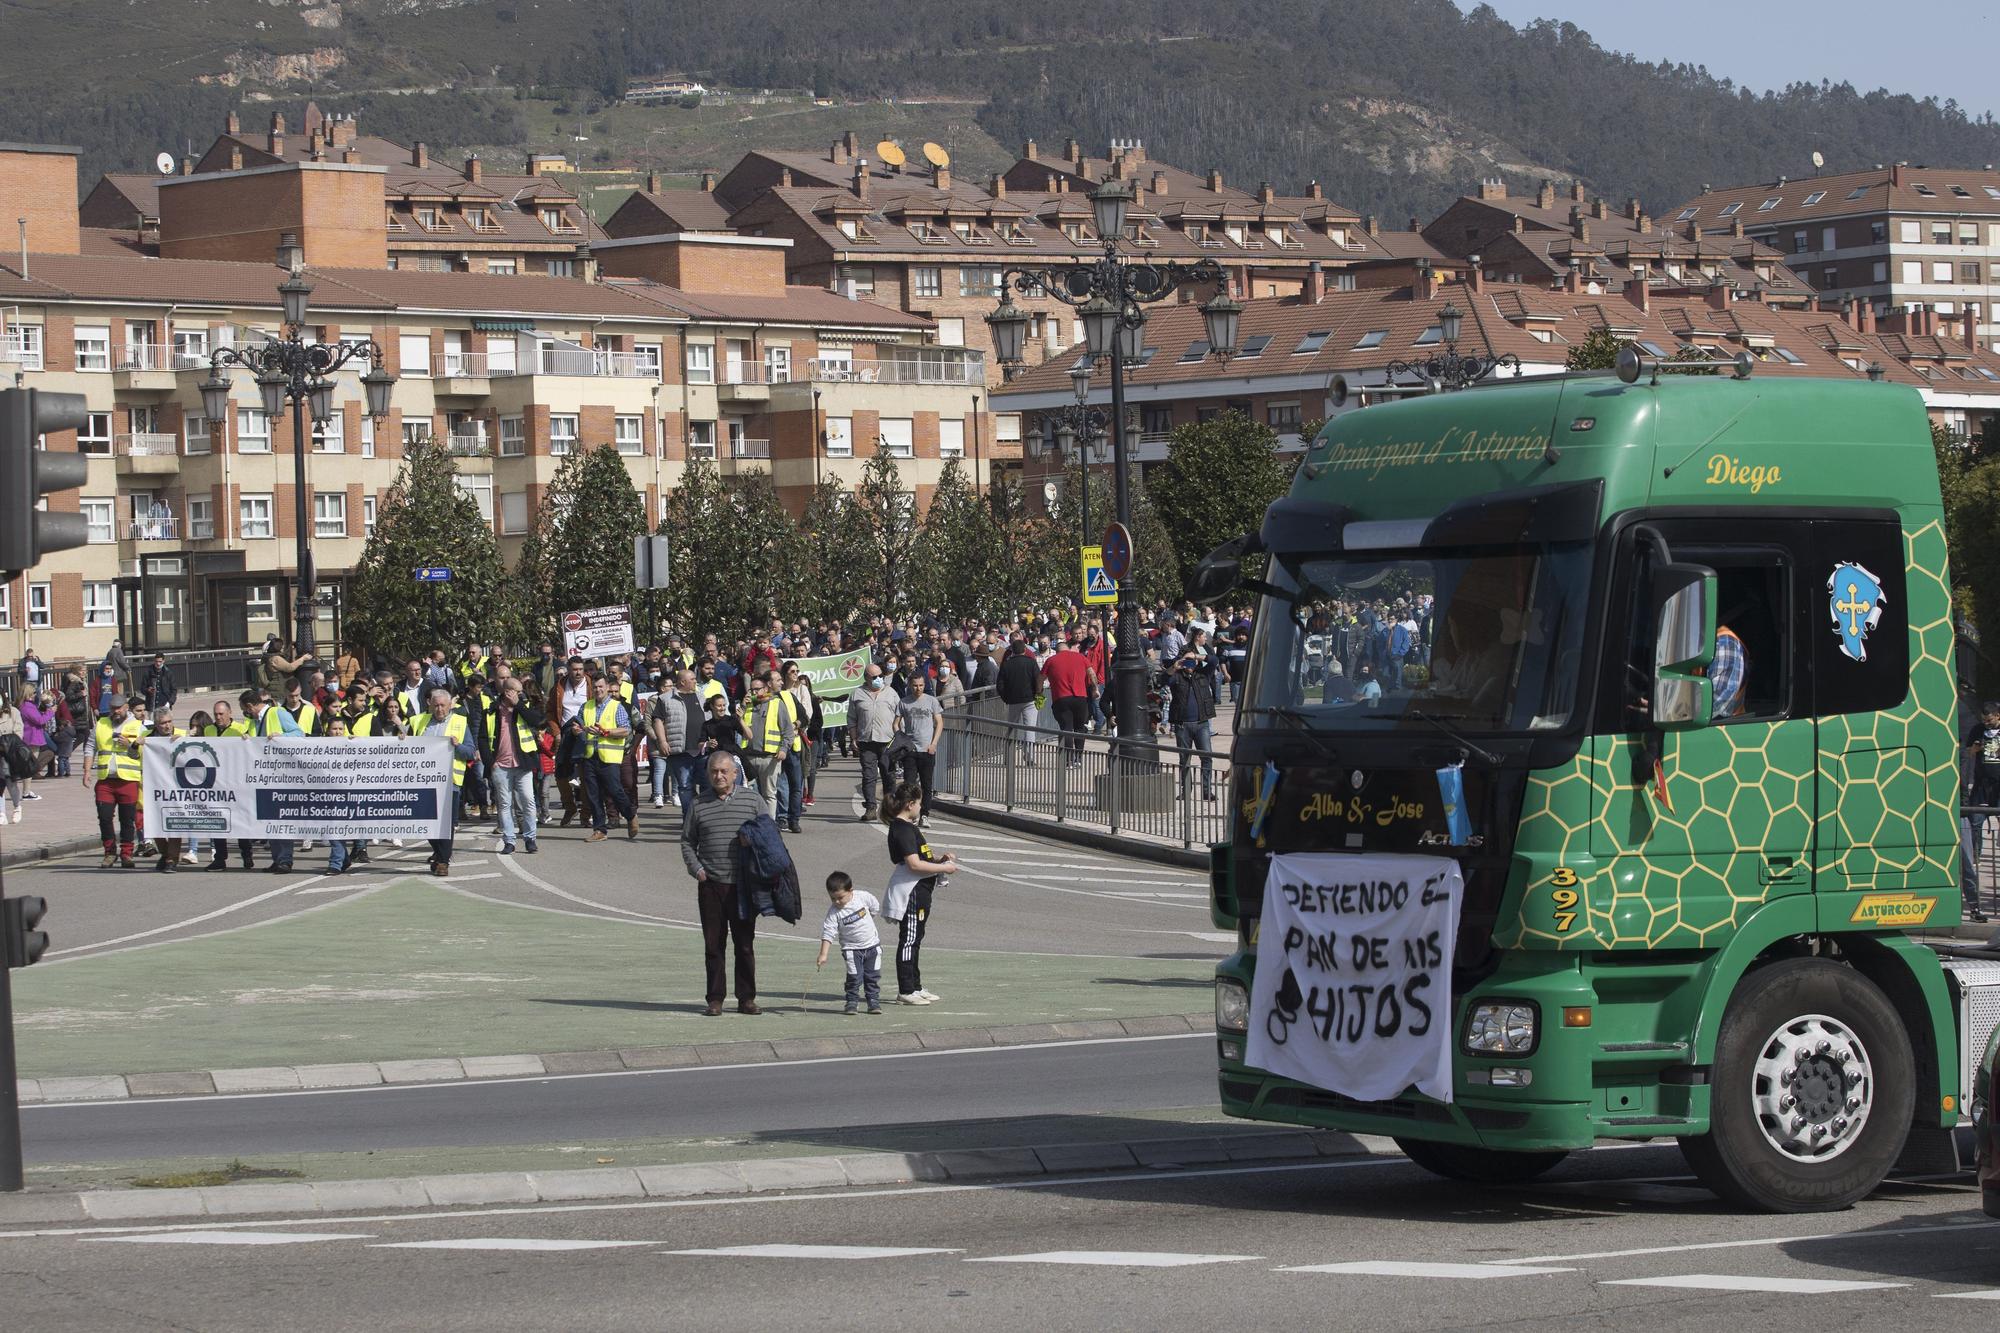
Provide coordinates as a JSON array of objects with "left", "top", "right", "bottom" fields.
[{"left": 1591, "top": 518, "right": 1818, "bottom": 944}]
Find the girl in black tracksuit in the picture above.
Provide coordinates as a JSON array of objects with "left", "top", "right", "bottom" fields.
[{"left": 881, "top": 781, "right": 958, "bottom": 1004}]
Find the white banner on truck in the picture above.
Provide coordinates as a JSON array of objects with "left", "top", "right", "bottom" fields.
[
  {"left": 142, "top": 735, "right": 453, "bottom": 840},
  {"left": 1244, "top": 852, "right": 1463, "bottom": 1104}
]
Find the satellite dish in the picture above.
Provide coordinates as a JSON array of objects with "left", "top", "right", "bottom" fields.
[
  {"left": 1811, "top": 150, "right": 1825, "bottom": 170},
  {"left": 876, "top": 140, "right": 906, "bottom": 168},
  {"left": 155, "top": 151, "right": 175, "bottom": 175},
  {"left": 921, "top": 141, "right": 950, "bottom": 169}
]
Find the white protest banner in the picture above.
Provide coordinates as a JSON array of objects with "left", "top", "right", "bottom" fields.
[
  {"left": 562, "top": 604, "right": 635, "bottom": 660},
  {"left": 142, "top": 735, "right": 453, "bottom": 841},
  {"left": 1244, "top": 852, "right": 1462, "bottom": 1104}
]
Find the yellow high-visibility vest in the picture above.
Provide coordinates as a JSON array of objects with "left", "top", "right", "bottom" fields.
[
  {"left": 751, "top": 697, "right": 785, "bottom": 757},
  {"left": 414, "top": 710, "right": 470, "bottom": 787},
  {"left": 94, "top": 716, "right": 143, "bottom": 781},
  {"left": 777, "top": 690, "right": 804, "bottom": 752},
  {"left": 696, "top": 679, "right": 725, "bottom": 706},
  {"left": 351, "top": 712, "right": 377, "bottom": 736},
  {"left": 485, "top": 712, "right": 540, "bottom": 756},
  {"left": 287, "top": 700, "right": 319, "bottom": 734},
  {"left": 585, "top": 698, "right": 626, "bottom": 764}
]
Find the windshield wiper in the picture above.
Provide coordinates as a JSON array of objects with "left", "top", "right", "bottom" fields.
[
  {"left": 1406, "top": 708, "right": 1502, "bottom": 766},
  {"left": 1238, "top": 706, "right": 1342, "bottom": 763}
]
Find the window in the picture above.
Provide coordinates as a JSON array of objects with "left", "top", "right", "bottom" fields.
[
  {"left": 1413, "top": 325, "right": 1443, "bottom": 346},
  {"left": 1235, "top": 334, "right": 1272, "bottom": 359},
  {"left": 1757, "top": 197, "right": 1781, "bottom": 211},
  {"left": 1900, "top": 221, "right": 1920, "bottom": 244},
  {"left": 1294, "top": 329, "right": 1332, "bottom": 354},
  {"left": 546, "top": 258, "right": 575, "bottom": 279},
  {"left": 1823, "top": 226, "right": 1837, "bottom": 251},
  {"left": 1773, "top": 347, "right": 1805, "bottom": 365},
  {"left": 549, "top": 414, "right": 579, "bottom": 455},
  {"left": 80, "top": 497, "right": 114, "bottom": 543},
  {"left": 995, "top": 413, "right": 1021, "bottom": 443},
  {"left": 635, "top": 343, "right": 662, "bottom": 379},
  {"left": 27, "top": 582, "right": 50, "bottom": 628},
  {"left": 1719, "top": 202, "right": 1742, "bottom": 217},
  {"left": 913, "top": 266, "right": 942, "bottom": 297},
  {"left": 878, "top": 418, "right": 913, "bottom": 457},
  {"left": 1933, "top": 262, "right": 1953, "bottom": 283},
  {"left": 1846, "top": 184, "right": 1870, "bottom": 200},
  {"left": 2, "top": 323, "right": 43, "bottom": 370},
  {"left": 500, "top": 491, "right": 529, "bottom": 535},
  {"left": 237, "top": 408, "right": 270, "bottom": 453},
  {"left": 1874, "top": 260, "right": 1889, "bottom": 283},
  {"left": 1870, "top": 221, "right": 1886, "bottom": 245},
  {"left": 614, "top": 415, "right": 644, "bottom": 455},
  {"left": 239, "top": 493, "right": 273, "bottom": 539},
  {"left": 1267, "top": 401, "right": 1302, "bottom": 431},
  {"left": 499, "top": 416, "right": 525, "bottom": 457},
  {"left": 312, "top": 412, "right": 343, "bottom": 453},
  {"left": 455, "top": 474, "right": 493, "bottom": 523},
  {"left": 688, "top": 420, "right": 716, "bottom": 456},
  {"left": 1793, "top": 230, "right": 1808, "bottom": 254},
  {"left": 1902, "top": 261, "right": 1924, "bottom": 285},
  {"left": 399, "top": 333, "right": 431, "bottom": 376},
  {"left": 1179, "top": 339, "right": 1211, "bottom": 363},
  {"left": 1913, "top": 183, "right": 1937, "bottom": 197},
  {"left": 81, "top": 581, "right": 115, "bottom": 628},
  {"left": 1802, "top": 191, "right": 1826, "bottom": 206},
  {"left": 1824, "top": 268, "right": 1839, "bottom": 289},
  {"left": 313, "top": 492, "right": 347, "bottom": 538},
  {"left": 244, "top": 585, "right": 278, "bottom": 624},
  {"left": 487, "top": 258, "right": 517, "bottom": 276},
  {"left": 958, "top": 266, "right": 1001, "bottom": 297},
  {"left": 359, "top": 415, "right": 376, "bottom": 458},
  {"left": 1962, "top": 223, "right": 1981, "bottom": 245},
  {"left": 0, "top": 583, "right": 9, "bottom": 628},
  {"left": 1675, "top": 207, "right": 1699, "bottom": 221},
  {"left": 842, "top": 266, "right": 874, "bottom": 296},
  {"left": 354, "top": 495, "right": 372, "bottom": 538},
  {"left": 74, "top": 325, "right": 110, "bottom": 371},
  {"left": 939, "top": 419, "right": 964, "bottom": 457},
  {"left": 403, "top": 419, "right": 429, "bottom": 447},
  {"left": 765, "top": 346, "right": 791, "bottom": 383},
  {"left": 934, "top": 318, "right": 963, "bottom": 348},
  {"left": 685, "top": 343, "right": 714, "bottom": 383},
  {"left": 188, "top": 497, "right": 213, "bottom": 540},
  {"left": 184, "top": 413, "right": 211, "bottom": 455},
  {"left": 1933, "top": 223, "right": 1952, "bottom": 245},
  {"left": 1964, "top": 263, "right": 1982, "bottom": 283},
  {"left": 78, "top": 412, "right": 112, "bottom": 455},
  {"left": 171, "top": 327, "right": 208, "bottom": 366},
  {"left": 1953, "top": 185, "right": 1973, "bottom": 198},
  {"left": 1352, "top": 329, "right": 1387, "bottom": 350}
]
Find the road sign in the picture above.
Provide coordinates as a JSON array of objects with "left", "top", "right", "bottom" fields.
[
  {"left": 633, "top": 533, "right": 671, "bottom": 590},
  {"left": 563, "top": 604, "right": 635, "bottom": 660},
  {"left": 1100, "top": 522, "right": 1134, "bottom": 582},
  {"left": 413, "top": 566, "right": 453, "bottom": 583},
  {"left": 1080, "top": 544, "right": 1116, "bottom": 605}
]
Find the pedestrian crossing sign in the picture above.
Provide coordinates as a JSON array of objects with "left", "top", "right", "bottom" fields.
[{"left": 1081, "top": 545, "right": 1117, "bottom": 604}]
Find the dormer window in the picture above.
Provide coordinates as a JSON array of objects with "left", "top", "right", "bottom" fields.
[
  {"left": 1802, "top": 191, "right": 1826, "bottom": 206},
  {"left": 1719, "top": 202, "right": 1742, "bottom": 217},
  {"left": 1676, "top": 207, "right": 1699, "bottom": 221},
  {"left": 839, "top": 218, "right": 858, "bottom": 239},
  {"left": 952, "top": 219, "right": 972, "bottom": 240},
  {"left": 1756, "top": 197, "right": 1780, "bottom": 211},
  {"left": 1913, "top": 183, "right": 1936, "bottom": 197},
  {"left": 1186, "top": 224, "right": 1208, "bottom": 245},
  {"left": 416, "top": 205, "right": 440, "bottom": 229}
]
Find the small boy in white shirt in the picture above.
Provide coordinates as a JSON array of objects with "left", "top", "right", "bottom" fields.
[{"left": 815, "top": 871, "right": 883, "bottom": 1014}]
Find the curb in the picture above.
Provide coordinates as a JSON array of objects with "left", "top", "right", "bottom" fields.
[
  {"left": 938, "top": 799, "right": 1209, "bottom": 870},
  {"left": 17, "top": 1014, "right": 1216, "bottom": 1105},
  {"left": 0, "top": 1127, "right": 1398, "bottom": 1227},
  {"left": 1, "top": 835, "right": 100, "bottom": 871}
]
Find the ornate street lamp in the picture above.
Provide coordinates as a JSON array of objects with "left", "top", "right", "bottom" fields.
[
  {"left": 1384, "top": 299, "right": 1519, "bottom": 392},
  {"left": 986, "top": 189, "right": 1237, "bottom": 743},
  {"left": 204, "top": 237, "right": 395, "bottom": 661}
]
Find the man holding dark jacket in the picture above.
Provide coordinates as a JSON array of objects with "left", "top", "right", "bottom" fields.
[{"left": 681, "top": 753, "right": 768, "bottom": 1016}]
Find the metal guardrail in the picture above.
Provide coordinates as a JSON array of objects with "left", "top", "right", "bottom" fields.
[
  {"left": 937, "top": 690, "right": 1230, "bottom": 850},
  {"left": 0, "top": 646, "right": 256, "bottom": 702}
]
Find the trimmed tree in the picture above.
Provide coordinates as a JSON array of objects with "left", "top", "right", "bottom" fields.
[
  {"left": 794, "top": 479, "right": 874, "bottom": 624},
  {"left": 510, "top": 444, "right": 648, "bottom": 643},
  {"left": 911, "top": 460, "right": 1008, "bottom": 620},
  {"left": 850, "top": 449, "right": 921, "bottom": 613},
  {"left": 346, "top": 438, "right": 506, "bottom": 662},
  {"left": 657, "top": 457, "right": 744, "bottom": 639},
  {"left": 1145, "top": 412, "right": 1288, "bottom": 595}
]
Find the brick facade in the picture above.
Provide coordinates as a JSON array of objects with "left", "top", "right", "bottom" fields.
[{"left": 0, "top": 145, "right": 81, "bottom": 254}]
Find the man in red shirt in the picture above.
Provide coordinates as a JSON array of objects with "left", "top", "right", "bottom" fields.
[
  {"left": 1041, "top": 632, "right": 1094, "bottom": 768},
  {"left": 1079, "top": 620, "right": 1110, "bottom": 733}
]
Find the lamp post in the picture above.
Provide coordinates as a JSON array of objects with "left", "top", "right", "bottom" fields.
[
  {"left": 1027, "top": 360, "right": 1109, "bottom": 550},
  {"left": 986, "top": 181, "right": 1242, "bottom": 743},
  {"left": 200, "top": 245, "right": 394, "bottom": 663},
  {"left": 1383, "top": 301, "right": 1520, "bottom": 393}
]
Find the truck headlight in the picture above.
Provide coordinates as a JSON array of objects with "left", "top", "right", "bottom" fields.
[
  {"left": 1464, "top": 1001, "right": 1539, "bottom": 1055},
  {"left": 1215, "top": 979, "right": 1249, "bottom": 1033}
]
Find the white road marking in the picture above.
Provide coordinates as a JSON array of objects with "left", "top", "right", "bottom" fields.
[
  {"left": 968, "top": 1250, "right": 1262, "bottom": 1268},
  {"left": 1601, "top": 1275, "right": 1907, "bottom": 1294},
  {"left": 86, "top": 1231, "right": 373, "bottom": 1246},
  {"left": 1505, "top": 1217, "right": 2000, "bottom": 1266},
  {"left": 956, "top": 858, "right": 1117, "bottom": 871},
  {"left": 1186, "top": 931, "right": 1238, "bottom": 942},
  {"left": 496, "top": 852, "right": 703, "bottom": 927},
  {"left": 297, "top": 882, "right": 377, "bottom": 896},
  {"left": 1279, "top": 1261, "right": 1573, "bottom": 1279},
  {"left": 43, "top": 876, "right": 321, "bottom": 960},
  {"left": 1937, "top": 1290, "right": 2000, "bottom": 1300},
  {"left": 372, "top": 1238, "right": 654, "bottom": 1252},
  {"left": 435, "top": 873, "right": 502, "bottom": 884},
  {"left": 666, "top": 1244, "right": 962, "bottom": 1259}
]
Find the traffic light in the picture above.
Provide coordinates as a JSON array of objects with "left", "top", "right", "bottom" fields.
[
  {"left": 1, "top": 896, "right": 47, "bottom": 969},
  {"left": 0, "top": 387, "right": 91, "bottom": 577}
]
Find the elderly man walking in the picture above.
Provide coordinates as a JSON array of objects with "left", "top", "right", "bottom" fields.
[
  {"left": 681, "top": 752, "right": 767, "bottom": 1016},
  {"left": 847, "top": 663, "right": 897, "bottom": 821}
]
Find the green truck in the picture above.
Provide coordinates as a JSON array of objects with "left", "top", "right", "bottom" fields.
[{"left": 1200, "top": 350, "right": 2000, "bottom": 1212}]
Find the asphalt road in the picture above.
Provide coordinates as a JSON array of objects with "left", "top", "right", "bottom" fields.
[
  {"left": 21, "top": 1034, "right": 1215, "bottom": 1163},
  {"left": 2, "top": 754, "right": 1226, "bottom": 964},
  {"left": 1, "top": 1142, "right": 1993, "bottom": 1331}
]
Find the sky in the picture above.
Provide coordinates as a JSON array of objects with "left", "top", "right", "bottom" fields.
[{"left": 1475, "top": 1, "right": 1998, "bottom": 120}]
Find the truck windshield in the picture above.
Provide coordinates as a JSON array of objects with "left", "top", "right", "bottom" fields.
[{"left": 1245, "top": 541, "right": 1592, "bottom": 735}]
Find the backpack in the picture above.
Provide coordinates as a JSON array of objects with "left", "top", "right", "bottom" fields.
[{"left": 1, "top": 733, "right": 33, "bottom": 781}]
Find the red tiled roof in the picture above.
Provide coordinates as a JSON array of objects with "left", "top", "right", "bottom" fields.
[{"left": 1672, "top": 166, "right": 2000, "bottom": 229}]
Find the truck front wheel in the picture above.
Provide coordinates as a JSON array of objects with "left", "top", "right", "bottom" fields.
[
  {"left": 1680, "top": 958, "right": 1913, "bottom": 1213},
  {"left": 1394, "top": 1138, "right": 1568, "bottom": 1185}
]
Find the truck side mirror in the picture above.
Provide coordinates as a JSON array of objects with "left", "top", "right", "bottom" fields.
[
  {"left": 1188, "top": 532, "right": 1256, "bottom": 604},
  {"left": 1652, "top": 562, "right": 1717, "bottom": 729}
]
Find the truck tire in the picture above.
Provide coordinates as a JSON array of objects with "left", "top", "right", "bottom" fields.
[
  {"left": 1679, "top": 957, "right": 1913, "bottom": 1213},
  {"left": 1394, "top": 1137, "right": 1568, "bottom": 1185}
]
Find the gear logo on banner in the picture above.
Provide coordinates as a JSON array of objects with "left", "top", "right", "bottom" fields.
[{"left": 171, "top": 739, "right": 219, "bottom": 790}]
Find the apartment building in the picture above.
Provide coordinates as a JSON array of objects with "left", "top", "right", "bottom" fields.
[
  {"left": 1669, "top": 164, "right": 2000, "bottom": 351},
  {"left": 0, "top": 146, "right": 1000, "bottom": 663},
  {"left": 1423, "top": 178, "right": 1814, "bottom": 307},
  {"left": 992, "top": 276, "right": 2000, "bottom": 512},
  {"left": 78, "top": 105, "right": 604, "bottom": 276},
  {"left": 607, "top": 134, "right": 1459, "bottom": 387}
]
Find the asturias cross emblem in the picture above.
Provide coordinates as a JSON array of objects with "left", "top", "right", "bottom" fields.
[{"left": 1826, "top": 562, "right": 1886, "bottom": 663}]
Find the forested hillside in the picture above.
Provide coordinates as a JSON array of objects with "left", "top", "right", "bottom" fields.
[{"left": 4, "top": 0, "right": 1997, "bottom": 224}]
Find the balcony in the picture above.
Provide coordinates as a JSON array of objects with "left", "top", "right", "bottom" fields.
[
  {"left": 729, "top": 437, "right": 771, "bottom": 460},
  {"left": 0, "top": 335, "right": 43, "bottom": 371},
  {"left": 432, "top": 351, "right": 495, "bottom": 395},
  {"left": 532, "top": 346, "right": 653, "bottom": 378},
  {"left": 804, "top": 352, "right": 985, "bottom": 386},
  {"left": 718, "top": 362, "right": 774, "bottom": 403},
  {"left": 125, "top": 515, "right": 181, "bottom": 543},
  {"left": 446, "top": 427, "right": 492, "bottom": 456},
  {"left": 115, "top": 432, "right": 181, "bottom": 475},
  {"left": 114, "top": 344, "right": 180, "bottom": 392}
]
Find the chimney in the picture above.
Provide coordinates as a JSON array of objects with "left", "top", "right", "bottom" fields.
[
  {"left": 1637, "top": 212, "right": 1651, "bottom": 234},
  {"left": 1966, "top": 308, "right": 1979, "bottom": 349},
  {"left": 1574, "top": 218, "right": 1590, "bottom": 243},
  {"left": 1365, "top": 215, "right": 1379, "bottom": 237},
  {"left": 1468, "top": 255, "right": 1485, "bottom": 294},
  {"left": 1023, "top": 138, "right": 1038, "bottom": 161},
  {"left": 229, "top": 146, "right": 244, "bottom": 171},
  {"left": 1152, "top": 171, "right": 1169, "bottom": 196},
  {"left": 342, "top": 147, "right": 358, "bottom": 165},
  {"left": 1591, "top": 197, "right": 1608, "bottom": 219},
  {"left": 226, "top": 109, "right": 240, "bottom": 136},
  {"left": 1065, "top": 138, "right": 1082, "bottom": 163},
  {"left": 576, "top": 241, "right": 598, "bottom": 284},
  {"left": 1512, "top": 215, "right": 1525, "bottom": 235},
  {"left": 1891, "top": 162, "right": 1907, "bottom": 188},
  {"left": 1308, "top": 180, "right": 1323, "bottom": 201},
  {"left": 1570, "top": 180, "right": 1586, "bottom": 203},
  {"left": 1537, "top": 180, "right": 1555, "bottom": 209},
  {"left": 1110, "top": 154, "right": 1129, "bottom": 181},
  {"left": 465, "top": 156, "right": 482, "bottom": 183},
  {"left": 269, "top": 127, "right": 284, "bottom": 157},
  {"left": 780, "top": 167, "right": 793, "bottom": 187},
  {"left": 1565, "top": 268, "right": 1584, "bottom": 294},
  {"left": 1306, "top": 260, "right": 1326, "bottom": 303},
  {"left": 1478, "top": 178, "right": 1506, "bottom": 201},
  {"left": 843, "top": 130, "right": 859, "bottom": 160},
  {"left": 830, "top": 139, "right": 848, "bottom": 166},
  {"left": 934, "top": 161, "right": 950, "bottom": 191},
  {"left": 852, "top": 158, "right": 869, "bottom": 201},
  {"left": 412, "top": 141, "right": 428, "bottom": 168},
  {"left": 989, "top": 172, "right": 1006, "bottom": 198},
  {"left": 330, "top": 115, "right": 356, "bottom": 149},
  {"left": 1408, "top": 216, "right": 1419, "bottom": 233},
  {"left": 1859, "top": 300, "right": 1877, "bottom": 333},
  {"left": 308, "top": 128, "right": 324, "bottom": 158},
  {"left": 1207, "top": 168, "right": 1224, "bottom": 193},
  {"left": 1707, "top": 283, "right": 1733, "bottom": 312},
  {"left": 1046, "top": 173, "right": 1060, "bottom": 192},
  {"left": 1259, "top": 182, "right": 1275, "bottom": 205},
  {"left": 1731, "top": 219, "right": 1745, "bottom": 239},
  {"left": 1078, "top": 159, "right": 1096, "bottom": 183},
  {"left": 1413, "top": 259, "right": 1433, "bottom": 294},
  {"left": 179, "top": 156, "right": 194, "bottom": 176},
  {"left": 700, "top": 171, "right": 716, "bottom": 192},
  {"left": 646, "top": 170, "right": 660, "bottom": 193},
  {"left": 1624, "top": 275, "right": 1649, "bottom": 313}
]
